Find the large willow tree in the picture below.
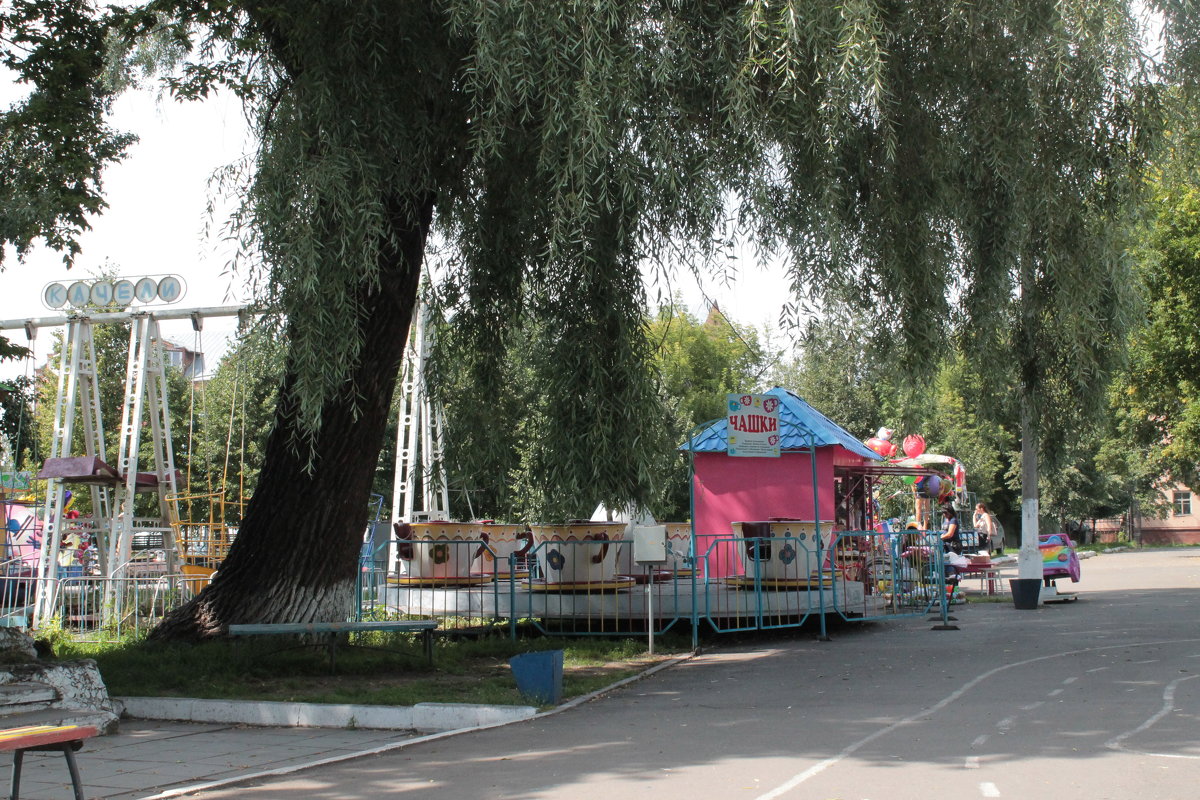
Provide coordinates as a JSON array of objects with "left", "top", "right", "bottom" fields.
[{"left": 1, "top": 1, "right": 1190, "bottom": 638}]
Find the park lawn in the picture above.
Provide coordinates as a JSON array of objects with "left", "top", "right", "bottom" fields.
[{"left": 52, "top": 631, "right": 689, "bottom": 708}]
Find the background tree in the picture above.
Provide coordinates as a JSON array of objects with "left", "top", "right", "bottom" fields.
[
  {"left": 769, "top": 315, "right": 890, "bottom": 441},
  {"left": 648, "top": 304, "right": 769, "bottom": 520},
  {"left": 0, "top": 1, "right": 1178, "bottom": 639},
  {"left": 184, "top": 325, "right": 283, "bottom": 522},
  {"left": 0, "top": 374, "right": 39, "bottom": 470},
  {"left": 1118, "top": 187, "right": 1200, "bottom": 489}
]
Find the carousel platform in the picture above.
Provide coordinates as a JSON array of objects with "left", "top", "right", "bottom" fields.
[{"left": 377, "top": 575, "right": 867, "bottom": 623}]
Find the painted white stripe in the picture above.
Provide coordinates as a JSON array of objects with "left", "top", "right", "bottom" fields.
[
  {"left": 1086, "top": 667, "right": 1108, "bottom": 672},
  {"left": 1063, "top": 676, "right": 1078, "bottom": 684},
  {"left": 753, "top": 638, "right": 1200, "bottom": 800},
  {"left": 997, "top": 716, "right": 1016, "bottom": 732},
  {"left": 1106, "top": 674, "right": 1200, "bottom": 759},
  {"left": 972, "top": 735, "right": 989, "bottom": 748},
  {"left": 965, "top": 756, "right": 980, "bottom": 769},
  {"left": 1021, "top": 701, "right": 1044, "bottom": 710},
  {"left": 1047, "top": 689, "right": 1063, "bottom": 697},
  {"left": 980, "top": 781, "right": 1001, "bottom": 797}
]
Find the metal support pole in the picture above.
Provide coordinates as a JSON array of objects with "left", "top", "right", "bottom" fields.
[
  {"left": 809, "top": 443, "right": 829, "bottom": 641},
  {"left": 647, "top": 581, "right": 655, "bottom": 655}
]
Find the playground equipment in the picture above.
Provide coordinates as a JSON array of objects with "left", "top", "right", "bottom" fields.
[
  {"left": 0, "top": 304, "right": 247, "bottom": 626},
  {"left": 1039, "top": 532, "right": 1081, "bottom": 603},
  {"left": 389, "top": 299, "right": 450, "bottom": 574}
]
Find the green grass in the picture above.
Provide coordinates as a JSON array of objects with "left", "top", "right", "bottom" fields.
[{"left": 52, "top": 630, "right": 690, "bottom": 708}]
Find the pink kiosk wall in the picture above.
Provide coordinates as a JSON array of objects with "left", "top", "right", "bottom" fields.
[{"left": 691, "top": 447, "right": 869, "bottom": 577}]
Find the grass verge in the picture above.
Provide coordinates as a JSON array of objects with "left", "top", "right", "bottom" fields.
[{"left": 51, "top": 630, "right": 690, "bottom": 708}]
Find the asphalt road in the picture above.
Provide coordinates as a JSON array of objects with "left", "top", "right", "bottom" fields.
[{"left": 182, "top": 548, "right": 1200, "bottom": 800}]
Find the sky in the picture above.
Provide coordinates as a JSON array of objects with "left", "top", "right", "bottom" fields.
[{"left": 0, "top": 83, "right": 795, "bottom": 380}]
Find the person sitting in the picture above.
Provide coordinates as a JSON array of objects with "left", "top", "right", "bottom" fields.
[{"left": 940, "top": 505, "right": 961, "bottom": 554}]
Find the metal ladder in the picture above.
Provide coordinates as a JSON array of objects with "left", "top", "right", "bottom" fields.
[
  {"left": 390, "top": 302, "right": 450, "bottom": 571},
  {"left": 105, "top": 317, "right": 180, "bottom": 622},
  {"left": 111, "top": 316, "right": 180, "bottom": 579},
  {"left": 34, "top": 320, "right": 113, "bottom": 626}
]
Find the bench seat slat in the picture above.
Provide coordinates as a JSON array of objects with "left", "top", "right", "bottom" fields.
[
  {"left": 0, "top": 725, "right": 97, "bottom": 752},
  {"left": 227, "top": 621, "right": 436, "bottom": 636}
]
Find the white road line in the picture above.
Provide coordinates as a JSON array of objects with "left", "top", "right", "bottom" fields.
[
  {"left": 965, "top": 756, "right": 980, "bottom": 769},
  {"left": 1086, "top": 667, "right": 1108, "bottom": 673},
  {"left": 1106, "top": 674, "right": 1200, "bottom": 759},
  {"left": 997, "top": 716, "right": 1016, "bottom": 732},
  {"left": 1063, "top": 676, "right": 1078, "bottom": 684},
  {"left": 972, "top": 735, "right": 989, "bottom": 748},
  {"left": 1047, "top": 689, "right": 1063, "bottom": 697},
  {"left": 752, "top": 638, "right": 1200, "bottom": 800},
  {"left": 980, "top": 781, "right": 1001, "bottom": 797},
  {"left": 1020, "top": 701, "right": 1044, "bottom": 710}
]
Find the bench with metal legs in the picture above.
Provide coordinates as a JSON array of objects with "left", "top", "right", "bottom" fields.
[{"left": 0, "top": 724, "right": 98, "bottom": 800}]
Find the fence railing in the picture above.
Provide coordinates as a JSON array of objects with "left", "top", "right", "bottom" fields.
[
  {"left": 828, "top": 530, "right": 953, "bottom": 623},
  {"left": 0, "top": 528, "right": 965, "bottom": 642}
]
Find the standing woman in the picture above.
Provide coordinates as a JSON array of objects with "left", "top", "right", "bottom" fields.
[{"left": 974, "top": 502, "right": 1000, "bottom": 555}]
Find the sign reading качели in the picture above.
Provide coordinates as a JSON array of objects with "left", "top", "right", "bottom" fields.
[{"left": 42, "top": 275, "right": 186, "bottom": 310}]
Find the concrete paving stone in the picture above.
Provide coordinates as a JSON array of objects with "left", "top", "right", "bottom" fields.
[
  {"left": 188, "top": 753, "right": 302, "bottom": 768},
  {"left": 6, "top": 779, "right": 74, "bottom": 799},
  {"left": 87, "top": 770, "right": 189, "bottom": 791},
  {"left": 119, "top": 762, "right": 224, "bottom": 780}
]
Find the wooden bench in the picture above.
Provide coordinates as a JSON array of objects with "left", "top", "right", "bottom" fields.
[
  {"left": 0, "top": 724, "right": 97, "bottom": 800},
  {"left": 226, "top": 620, "right": 439, "bottom": 669}
]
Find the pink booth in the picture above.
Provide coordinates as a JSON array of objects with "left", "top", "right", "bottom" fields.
[{"left": 681, "top": 388, "right": 879, "bottom": 577}]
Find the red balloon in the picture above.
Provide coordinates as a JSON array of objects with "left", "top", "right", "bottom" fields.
[
  {"left": 880, "top": 441, "right": 898, "bottom": 458},
  {"left": 865, "top": 437, "right": 887, "bottom": 455},
  {"left": 903, "top": 434, "right": 926, "bottom": 458}
]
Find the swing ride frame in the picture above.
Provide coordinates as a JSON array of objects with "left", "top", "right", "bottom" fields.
[
  {"left": 389, "top": 299, "right": 450, "bottom": 574},
  {"left": 0, "top": 305, "right": 248, "bottom": 627}
]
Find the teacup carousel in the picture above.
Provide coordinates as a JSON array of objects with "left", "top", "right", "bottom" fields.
[
  {"left": 726, "top": 519, "right": 837, "bottom": 589},
  {"left": 527, "top": 521, "right": 633, "bottom": 592},
  {"left": 614, "top": 522, "right": 695, "bottom": 583},
  {"left": 391, "top": 520, "right": 515, "bottom": 586}
]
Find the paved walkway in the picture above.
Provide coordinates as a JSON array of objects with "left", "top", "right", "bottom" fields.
[
  {"left": 1, "top": 721, "right": 418, "bottom": 800},
  {"left": 5, "top": 546, "right": 1196, "bottom": 799}
]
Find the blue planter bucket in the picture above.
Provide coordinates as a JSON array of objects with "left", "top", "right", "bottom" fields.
[{"left": 509, "top": 650, "right": 564, "bottom": 705}]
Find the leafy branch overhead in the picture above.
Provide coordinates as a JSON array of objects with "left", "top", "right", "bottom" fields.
[{"left": 0, "top": 1, "right": 1195, "bottom": 637}]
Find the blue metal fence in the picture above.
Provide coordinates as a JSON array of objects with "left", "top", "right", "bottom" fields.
[{"left": 362, "top": 528, "right": 958, "bottom": 641}]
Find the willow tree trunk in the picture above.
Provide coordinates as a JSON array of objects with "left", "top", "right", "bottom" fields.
[{"left": 151, "top": 194, "right": 433, "bottom": 641}]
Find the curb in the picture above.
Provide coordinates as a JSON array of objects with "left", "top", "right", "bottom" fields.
[
  {"left": 115, "top": 696, "right": 536, "bottom": 732},
  {"left": 136, "top": 651, "right": 695, "bottom": 800}
]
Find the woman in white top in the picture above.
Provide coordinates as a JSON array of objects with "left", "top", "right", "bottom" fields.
[{"left": 974, "top": 502, "right": 1001, "bottom": 555}]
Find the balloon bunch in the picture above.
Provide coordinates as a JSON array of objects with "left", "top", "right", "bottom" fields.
[
  {"left": 865, "top": 429, "right": 929, "bottom": 460},
  {"left": 865, "top": 428, "right": 897, "bottom": 458},
  {"left": 901, "top": 434, "right": 925, "bottom": 458}
]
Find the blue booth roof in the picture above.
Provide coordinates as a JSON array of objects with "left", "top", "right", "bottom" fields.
[{"left": 680, "top": 387, "right": 880, "bottom": 459}]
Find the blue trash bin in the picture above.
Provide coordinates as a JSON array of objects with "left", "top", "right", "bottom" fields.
[{"left": 509, "top": 649, "right": 564, "bottom": 705}]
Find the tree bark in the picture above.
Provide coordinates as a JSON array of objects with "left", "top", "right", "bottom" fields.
[{"left": 150, "top": 193, "right": 434, "bottom": 641}]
